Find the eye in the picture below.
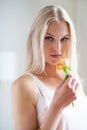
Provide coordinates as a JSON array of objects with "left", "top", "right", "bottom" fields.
[
  {"left": 61, "top": 37, "right": 69, "bottom": 42},
  {"left": 45, "top": 36, "right": 53, "bottom": 41}
]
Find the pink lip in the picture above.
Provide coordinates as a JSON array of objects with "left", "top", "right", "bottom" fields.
[{"left": 50, "top": 54, "right": 62, "bottom": 58}]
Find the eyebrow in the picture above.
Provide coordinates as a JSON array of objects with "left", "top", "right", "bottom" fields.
[
  {"left": 46, "top": 32, "right": 70, "bottom": 37},
  {"left": 46, "top": 33, "right": 55, "bottom": 37}
]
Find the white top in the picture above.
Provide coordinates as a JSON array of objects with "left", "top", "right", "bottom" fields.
[{"left": 29, "top": 73, "right": 87, "bottom": 130}]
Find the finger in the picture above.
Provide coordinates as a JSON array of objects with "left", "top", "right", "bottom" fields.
[
  {"left": 71, "top": 78, "right": 79, "bottom": 91},
  {"left": 64, "top": 75, "right": 73, "bottom": 87},
  {"left": 74, "top": 83, "right": 79, "bottom": 91},
  {"left": 59, "top": 76, "right": 72, "bottom": 89},
  {"left": 59, "top": 79, "right": 65, "bottom": 88},
  {"left": 71, "top": 79, "right": 77, "bottom": 88},
  {"left": 72, "top": 80, "right": 77, "bottom": 91},
  {"left": 71, "top": 79, "right": 75, "bottom": 85}
]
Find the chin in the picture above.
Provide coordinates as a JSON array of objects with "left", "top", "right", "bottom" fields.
[{"left": 52, "top": 58, "right": 62, "bottom": 64}]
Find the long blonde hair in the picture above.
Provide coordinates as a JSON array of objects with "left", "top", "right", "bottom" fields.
[
  {"left": 26, "top": 5, "right": 86, "bottom": 95},
  {"left": 27, "top": 5, "right": 77, "bottom": 74}
]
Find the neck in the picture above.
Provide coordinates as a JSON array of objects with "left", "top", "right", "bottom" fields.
[{"left": 44, "top": 63, "right": 59, "bottom": 78}]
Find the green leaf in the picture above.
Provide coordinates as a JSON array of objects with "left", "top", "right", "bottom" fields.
[{"left": 63, "top": 66, "right": 71, "bottom": 74}]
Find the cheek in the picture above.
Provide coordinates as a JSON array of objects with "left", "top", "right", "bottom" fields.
[
  {"left": 62, "top": 43, "right": 69, "bottom": 55},
  {"left": 44, "top": 44, "right": 52, "bottom": 60},
  {"left": 61, "top": 44, "right": 68, "bottom": 52},
  {"left": 44, "top": 43, "right": 52, "bottom": 53},
  {"left": 44, "top": 46, "right": 50, "bottom": 56}
]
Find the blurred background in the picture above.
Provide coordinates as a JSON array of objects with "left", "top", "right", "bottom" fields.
[{"left": 0, "top": 0, "right": 87, "bottom": 129}]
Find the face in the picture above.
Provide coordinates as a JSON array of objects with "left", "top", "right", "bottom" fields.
[{"left": 44, "top": 21, "right": 70, "bottom": 66}]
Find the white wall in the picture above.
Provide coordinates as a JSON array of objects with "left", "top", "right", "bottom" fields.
[
  {"left": 0, "top": 0, "right": 87, "bottom": 129},
  {"left": 76, "top": 0, "right": 87, "bottom": 93},
  {"left": 0, "top": 82, "right": 14, "bottom": 130},
  {"left": 0, "top": 0, "right": 77, "bottom": 76}
]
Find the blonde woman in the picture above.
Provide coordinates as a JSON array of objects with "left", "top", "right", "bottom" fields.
[{"left": 12, "top": 5, "right": 87, "bottom": 130}]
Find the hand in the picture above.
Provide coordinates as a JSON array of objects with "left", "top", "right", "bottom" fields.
[{"left": 51, "top": 75, "right": 79, "bottom": 109}]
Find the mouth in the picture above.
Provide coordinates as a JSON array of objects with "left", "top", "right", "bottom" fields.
[{"left": 50, "top": 54, "right": 62, "bottom": 58}]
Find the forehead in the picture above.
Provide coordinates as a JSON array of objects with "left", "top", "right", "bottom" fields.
[{"left": 46, "top": 21, "right": 70, "bottom": 36}]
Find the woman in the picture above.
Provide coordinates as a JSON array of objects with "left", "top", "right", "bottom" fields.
[{"left": 12, "top": 5, "right": 87, "bottom": 130}]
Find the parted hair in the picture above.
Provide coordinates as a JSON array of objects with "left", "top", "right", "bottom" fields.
[{"left": 27, "top": 5, "right": 78, "bottom": 78}]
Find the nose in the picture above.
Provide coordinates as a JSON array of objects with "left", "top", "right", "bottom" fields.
[
  {"left": 57, "top": 41, "right": 61, "bottom": 50},
  {"left": 53, "top": 40, "right": 61, "bottom": 51}
]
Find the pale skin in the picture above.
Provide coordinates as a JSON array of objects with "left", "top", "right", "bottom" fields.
[{"left": 12, "top": 21, "right": 78, "bottom": 130}]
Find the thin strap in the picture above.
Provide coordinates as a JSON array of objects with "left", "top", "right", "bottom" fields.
[
  {"left": 25, "top": 73, "right": 53, "bottom": 101},
  {"left": 26, "top": 73, "right": 43, "bottom": 96}
]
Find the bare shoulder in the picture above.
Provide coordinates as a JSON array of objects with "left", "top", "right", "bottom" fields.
[
  {"left": 12, "top": 74, "right": 37, "bottom": 105},
  {"left": 12, "top": 74, "right": 34, "bottom": 88},
  {"left": 12, "top": 74, "right": 38, "bottom": 129}
]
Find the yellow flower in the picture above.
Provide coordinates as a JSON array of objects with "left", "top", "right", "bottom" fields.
[
  {"left": 56, "top": 59, "right": 71, "bottom": 75},
  {"left": 56, "top": 59, "right": 74, "bottom": 107},
  {"left": 56, "top": 65, "right": 64, "bottom": 70},
  {"left": 56, "top": 59, "right": 65, "bottom": 69}
]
